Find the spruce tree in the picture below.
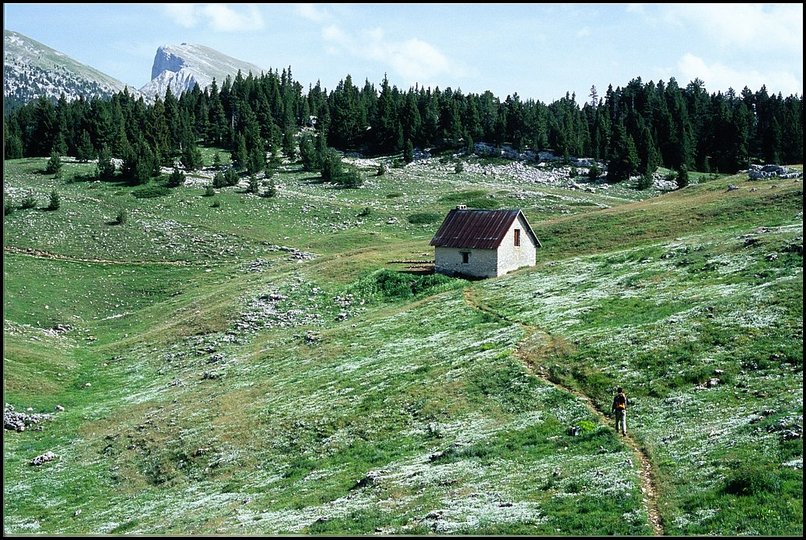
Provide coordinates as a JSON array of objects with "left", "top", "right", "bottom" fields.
[
  {"left": 299, "top": 135, "right": 319, "bottom": 172},
  {"left": 47, "top": 190, "right": 61, "bottom": 211},
  {"left": 181, "top": 143, "right": 203, "bottom": 171},
  {"left": 232, "top": 134, "right": 248, "bottom": 171},
  {"left": 168, "top": 167, "right": 186, "bottom": 187},
  {"left": 321, "top": 148, "right": 343, "bottom": 182},
  {"left": 75, "top": 130, "right": 95, "bottom": 162},
  {"left": 98, "top": 148, "right": 116, "bottom": 178},
  {"left": 282, "top": 130, "right": 297, "bottom": 160},
  {"left": 263, "top": 177, "right": 277, "bottom": 198},
  {"left": 339, "top": 166, "right": 363, "bottom": 188},
  {"left": 45, "top": 150, "right": 62, "bottom": 174},
  {"left": 403, "top": 139, "right": 414, "bottom": 163},
  {"left": 248, "top": 174, "right": 259, "bottom": 194},
  {"left": 676, "top": 166, "right": 689, "bottom": 189}
]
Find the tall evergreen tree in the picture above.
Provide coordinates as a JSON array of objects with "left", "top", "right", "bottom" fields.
[
  {"left": 606, "top": 119, "right": 639, "bottom": 183},
  {"left": 75, "top": 130, "right": 95, "bottom": 162}
]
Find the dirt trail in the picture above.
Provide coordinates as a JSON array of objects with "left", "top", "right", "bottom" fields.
[
  {"left": 4, "top": 245, "right": 196, "bottom": 266},
  {"left": 463, "top": 288, "right": 664, "bottom": 536}
]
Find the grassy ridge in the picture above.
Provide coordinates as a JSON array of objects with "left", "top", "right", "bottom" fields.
[{"left": 3, "top": 157, "right": 802, "bottom": 534}]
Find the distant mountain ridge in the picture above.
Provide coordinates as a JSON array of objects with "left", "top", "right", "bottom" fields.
[
  {"left": 3, "top": 29, "right": 140, "bottom": 109},
  {"left": 140, "top": 43, "right": 265, "bottom": 98},
  {"left": 4, "top": 30, "right": 267, "bottom": 110}
]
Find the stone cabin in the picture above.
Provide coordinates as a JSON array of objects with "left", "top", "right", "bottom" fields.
[{"left": 430, "top": 206, "right": 541, "bottom": 278}]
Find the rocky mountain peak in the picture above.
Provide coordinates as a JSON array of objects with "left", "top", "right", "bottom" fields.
[{"left": 140, "top": 43, "right": 264, "bottom": 98}]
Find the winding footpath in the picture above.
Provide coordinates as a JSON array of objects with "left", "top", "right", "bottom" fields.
[{"left": 463, "top": 288, "right": 664, "bottom": 536}]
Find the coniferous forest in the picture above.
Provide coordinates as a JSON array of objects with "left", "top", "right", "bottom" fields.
[{"left": 3, "top": 68, "right": 803, "bottom": 184}]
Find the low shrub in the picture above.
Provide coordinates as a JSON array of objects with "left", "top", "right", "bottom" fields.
[
  {"left": 348, "top": 269, "right": 462, "bottom": 302},
  {"left": 724, "top": 463, "right": 782, "bottom": 496},
  {"left": 132, "top": 185, "right": 170, "bottom": 198},
  {"left": 407, "top": 212, "right": 442, "bottom": 224}
]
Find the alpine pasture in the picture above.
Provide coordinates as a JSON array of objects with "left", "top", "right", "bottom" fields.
[{"left": 3, "top": 153, "right": 802, "bottom": 535}]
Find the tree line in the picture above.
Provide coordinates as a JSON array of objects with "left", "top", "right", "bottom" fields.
[{"left": 3, "top": 67, "right": 803, "bottom": 184}]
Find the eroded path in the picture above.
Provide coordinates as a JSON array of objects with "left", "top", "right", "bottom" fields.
[{"left": 464, "top": 288, "right": 664, "bottom": 536}]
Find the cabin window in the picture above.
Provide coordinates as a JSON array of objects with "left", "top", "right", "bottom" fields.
[
  {"left": 514, "top": 229, "right": 521, "bottom": 247},
  {"left": 461, "top": 251, "right": 470, "bottom": 264}
]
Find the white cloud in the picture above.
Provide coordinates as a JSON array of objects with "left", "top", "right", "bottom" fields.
[
  {"left": 576, "top": 26, "right": 591, "bottom": 38},
  {"left": 661, "top": 4, "right": 803, "bottom": 52},
  {"left": 163, "top": 4, "right": 199, "bottom": 28},
  {"left": 161, "top": 4, "right": 264, "bottom": 32},
  {"left": 321, "top": 24, "right": 462, "bottom": 87},
  {"left": 677, "top": 53, "right": 802, "bottom": 96},
  {"left": 380, "top": 38, "right": 454, "bottom": 83},
  {"left": 296, "top": 3, "right": 328, "bottom": 23},
  {"left": 201, "top": 4, "right": 264, "bottom": 32}
]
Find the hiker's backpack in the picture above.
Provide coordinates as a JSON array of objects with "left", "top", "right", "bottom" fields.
[{"left": 614, "top": 394, "right": 626, "bottom": 410}]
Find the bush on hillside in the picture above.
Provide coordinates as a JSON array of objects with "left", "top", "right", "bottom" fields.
[
  {"left": 20, "top": 195, "right": 37, "bottom": 210},
  {"left": 348, "top": 269, "right": 462, "bottom": 302},
  {"left": 132, "top": 185, "right": 170, "bottom": 198},
  {"left": 407, "top": 212, "right": 442, "bottom": 224},
  {"left": 724, "top": 463, "right": 782, "bottom": 496},
  {"left": 113, "top": 208, "right": 127, "bottom": 225}
]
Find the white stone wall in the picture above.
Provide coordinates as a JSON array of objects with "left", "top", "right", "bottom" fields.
[
  {"left": 434, "top": 247, "right": 499, "bottom": 278},
  {"left": 495, "top": 214, "right": 537, "bottom": 276}
]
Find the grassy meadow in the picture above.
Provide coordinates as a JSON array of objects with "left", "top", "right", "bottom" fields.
[{"left": 3, "top": 153, "right": 802, "bottom": 535}]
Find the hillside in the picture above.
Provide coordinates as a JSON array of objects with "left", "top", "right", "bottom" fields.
[
  {"left": 3, "top": 30, "right": 140, "bottom": 110},
  {"left": 2, "top": 153, "right": 803, "bottom": 535}
]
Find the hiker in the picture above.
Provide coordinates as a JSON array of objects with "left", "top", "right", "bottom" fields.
[{"left": 612, "top": 387, "right": 627, "bottom": 436}]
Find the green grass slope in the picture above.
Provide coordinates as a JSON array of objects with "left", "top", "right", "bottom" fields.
[{"left": 3, "top": 156, "right": 802, "bottom": 535}]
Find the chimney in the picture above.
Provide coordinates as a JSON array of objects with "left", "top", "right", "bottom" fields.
[{"left": 456, "top": 204, "right": 467, "bottom": 210}]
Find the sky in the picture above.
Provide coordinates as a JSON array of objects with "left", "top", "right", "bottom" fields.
[{"left": 3, "top": 3, "right": 803, "bottom": 103}]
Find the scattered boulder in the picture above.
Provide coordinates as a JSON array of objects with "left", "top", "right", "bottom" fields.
[
  {"left": 30, "top": 451, "right": 57, "bottom": 466},
  {"left": 351, "top": 470, "right": 381, "bottom": 490},
  {"left": 4, "top": 404, "right": 54, "bottom": 432},
  {"left": 748, "top": 164, "right": 803, "bottom": 180}
]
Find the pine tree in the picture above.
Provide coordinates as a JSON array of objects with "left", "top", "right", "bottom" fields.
[
  {"left": 321, "top": 148, "right": 343, "bottom": 182},
  {"left": 168, "top": 167, "right": 186, "bottom": 187},
  {"left": 299, "top": 134, "right": 320, "bottom": 172},
  {"left": 636, "top": 172, "right": 653, "bottom": 190},
  {"left": 282, "top": 129, "right": 297, "bottom": 160},
  {"left": 403, "top": 139, "right": 414, "bottom": 163},
  {"left": 75, "top": 130, "right": 95, "bottom": 162},
  {"left": 181, "top": 143, "right": 203, "bottom": 171},
  {"left": 47, "top": 190, "right": 61, "bottom": 211},
  {"left": 263, "top": 177, "right": 277, "bottom": 198},
  {"left": 232, "top": 133, "right": 248, "bottom": 170},
  {"left": 338, "top": 165, "right": 363, "bottom": 188},
  {"left": 248, "top": 174, "right": 259, "bottom": 194},
  {"left": 97, "top": 148, "right": 116, "bottom": 178},
  {"left": 4, "top": 120, "right": 24, "bottom": 159},
  {"left": 606, "top": 120, "right": 639, "bottom": 183},
  {"left": 676, "top": 166, "right": 689, "bottom": 189},
  {"left": 45, "top": 150, "right": 62, "bottom": 174},
  {"left": 212, "top": 171, "right": 227, "bottom": 188}
]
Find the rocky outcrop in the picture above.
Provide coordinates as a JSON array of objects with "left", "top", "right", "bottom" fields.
[
  {"left": 748, "top": 164, "right": 803, "bottom": 180},
  {"left": 140, "top": 43, "right": 264, "bottom": 98}
]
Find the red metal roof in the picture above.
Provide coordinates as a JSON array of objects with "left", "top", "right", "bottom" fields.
[{"left": 429, "top": 208, "right": 541, "bottom": 250}]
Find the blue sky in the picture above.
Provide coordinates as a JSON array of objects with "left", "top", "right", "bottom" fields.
[{"left": 4, "top": 3, "right": 803, "bottom": 102}]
